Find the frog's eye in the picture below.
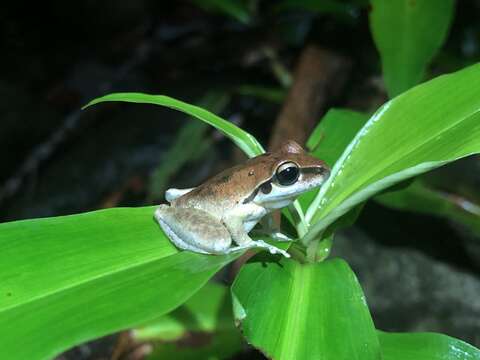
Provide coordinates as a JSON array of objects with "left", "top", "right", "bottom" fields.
[{"left": 276, "top": 162, "right": 300, "bottom": 186}]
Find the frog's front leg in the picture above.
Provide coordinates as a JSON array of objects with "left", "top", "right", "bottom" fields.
[
  {"left": 155, "top": 205, "right": 232, "bottom": 254},
  {"left": 250, "top": 215, "right": 293, "bottom": 242},
  {"left": 223, "top": 216, "right": 291, "bottom": 258}
]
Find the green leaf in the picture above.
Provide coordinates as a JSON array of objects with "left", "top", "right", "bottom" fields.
[
  {"left": 83, "top": 93, "right": 265, "bottom": 158},
  {"left": 149, "top": 92, "right": 230, "bottom": 199},
  {"left": 378, "top": 331, "right": 480, "bottom": 360},
  {"left": 299, "top": 109, "right": 368, "bottom": 214},
  {"left": 149, "top": 121, "right": 210, "bottom": 199},
  {"left": 147, "top": 330, "right": 242, "bottom": 360},
  {"left": 304, "top": 63, "right": 480, "bottom": 244},
  {"left": 136, "top": 282, "right": 243, "bottom": 360},
  {"left": 231, "top": 256, "right": 380, "bottom": 359},
  {"left": 0, "top": 207, "right": 238, "bottom": 360},
  {"left": 370, "top": 0, "right": 455, "bottom": 97},
  {"left": 307, "top": 108, "right": 369, "bottom": 167},
  {"left": 375, "top": 180, "right": 480, "bottom": 236},
  {"left": 134, "top": 282, "right": 234, "bottom": 341}
]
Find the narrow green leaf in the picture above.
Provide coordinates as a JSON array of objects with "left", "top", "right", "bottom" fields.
[
  {"left": 231, "top": 256, "right": 380, "bottom": 359},
  {"left": 149, "top": 121, "right": 210, "bottom": 199},
  {"left": 370, "top": 0, "right": 455, "bottom": 97},
  {"left": 0, "top": 208, "right": 238, "bottom": 360},
  {"left": 83, "top": 93, "right": 265, "bottom": 158},
  {"left": 304, "top": 63, "right": 480, "bottom": 244},
  {"left": 149, "top": 92, "right": 230, "bottom": 199},
  {"left": 378, "top": 331, "right": 480, "bottom": 360},
  {"left": 375, "top": 180, "right": 480, "bottom": 236}
]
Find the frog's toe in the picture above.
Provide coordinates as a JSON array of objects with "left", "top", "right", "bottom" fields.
[
  {"left": 269, "top": 247, "right": 290, "bottom": 258},
  {"left": 278, "top": 249, "right": 291, "bottom": 258}
]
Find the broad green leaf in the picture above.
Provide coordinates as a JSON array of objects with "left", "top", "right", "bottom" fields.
[
  {"left": 134, "top": 282, "right": 234, "bottom": 341},
  {"left": 83, "top": 93, "right": 265, "bottom": 158},
  {"left": 0, "top": 207, "right": 238, "bottom": 360},
  {"left": 231, "top": 256, "right": 380, "bottom": 360},
  {"left": 375, "top": 180, "right": 480, "bottom": 236},
  {"left": 378, "top": 331, "right": 480, "bottom": 360},
  {"left": 370, "top": 0, "right": 455, "bottom": 97},
  {"left": 304, "top": 63, "right": 480, "bottom": 244},
  {"left": 192, "top": 0, "right": 252, "bottom": 25}
]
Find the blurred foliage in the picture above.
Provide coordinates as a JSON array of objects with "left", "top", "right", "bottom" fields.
[
  {"left": 148, "top": 92, "right": 230, "bottom": 200},
  {"left": 192, "top": 0, "right": 253, "bottom": 24},
  {"left": 370, "top": 0, "right": 455, "bottom": 97},
  {"left": 135, "top": 283, "right": 243, "bottom": 360}
]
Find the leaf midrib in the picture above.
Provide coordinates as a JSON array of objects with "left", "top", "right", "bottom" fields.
[
  {"left": 316, "top": 104, "right": 480, "bottom": 221},
  {"left": 278, "top": 264, "right": 312, "bottom": 359}
]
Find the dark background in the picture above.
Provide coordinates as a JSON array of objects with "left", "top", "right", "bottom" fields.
[{"left": 1, "top": 1, "right": 479, "bottom": 359}]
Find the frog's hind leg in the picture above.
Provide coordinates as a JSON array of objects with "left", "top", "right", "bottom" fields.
[{"left": 155, "top": 205, "right": 232, "bottom": 254}]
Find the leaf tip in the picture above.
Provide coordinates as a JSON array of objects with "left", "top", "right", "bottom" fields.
[{"left": 81, "top": 98, "right": 103, "bottom": 110}]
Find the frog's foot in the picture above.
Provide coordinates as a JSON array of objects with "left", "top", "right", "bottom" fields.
[
  {"left": 250, "top": 230, "right": 293, "bottom": 242},
  {"left": 255, "top": 240, "right": 290, "bottom": 257},
  {"left": 228, "top": 240, "right": 290, "bottom": 258}
]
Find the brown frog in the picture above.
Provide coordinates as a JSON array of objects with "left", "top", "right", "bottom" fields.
[{"left": 155, "top": 140, "right": 330, "bottom": 258}]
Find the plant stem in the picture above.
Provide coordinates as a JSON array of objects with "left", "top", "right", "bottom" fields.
[
  {"left": 305, "top": 233, "right": 333, "bottom": 263},
  {"left": 292, "top": 200, "right": 308, "bottom": 237}
]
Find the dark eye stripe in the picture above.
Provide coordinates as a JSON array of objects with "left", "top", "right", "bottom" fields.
[
  {"left": 242, "top": 180, "right": 272, "bottom": 204},
  {"left": 242, "top": 187, "right": 259, "bottom": 204}
]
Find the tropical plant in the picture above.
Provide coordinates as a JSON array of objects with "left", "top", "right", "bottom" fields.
[{"left": 1, "top": 1, "right": 479, "bottom": 359}]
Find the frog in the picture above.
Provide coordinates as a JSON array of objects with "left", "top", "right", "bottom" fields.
[{"left": 154, "top": 140, "right": 330, "bottom": 258}]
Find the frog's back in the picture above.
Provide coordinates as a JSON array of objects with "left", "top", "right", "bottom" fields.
[{"left": 172, "top": 155, "right": 276, "bottom": 215}]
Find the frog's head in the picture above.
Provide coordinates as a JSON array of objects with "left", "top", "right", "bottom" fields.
[{"left": 252, "top": 140, "right": 330, "bottom": 209}]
